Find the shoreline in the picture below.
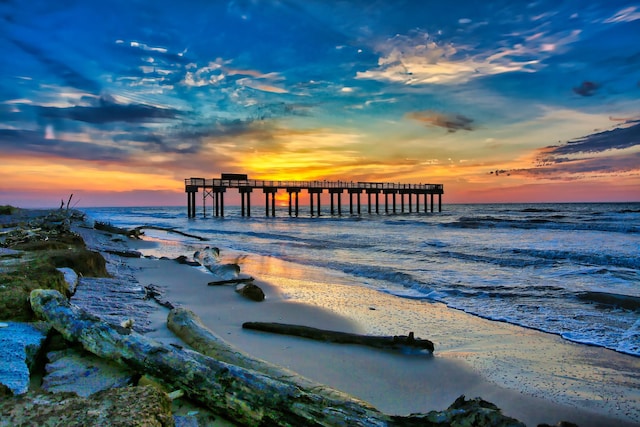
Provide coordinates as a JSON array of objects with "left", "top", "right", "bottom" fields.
[
  {"left": 3, "top": 208, "right": 637, "bottom": 426},
  {"left": 119, "top": 233, "right": 639, "bottom": 427}
]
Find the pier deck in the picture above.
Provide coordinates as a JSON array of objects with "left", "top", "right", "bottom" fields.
[{"left": 185, "top": 175, "right": 443, "bottom": 218}]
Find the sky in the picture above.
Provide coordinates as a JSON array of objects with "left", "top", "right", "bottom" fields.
[{"left": 1, "top": 0, "right": 639, "bottom": 208}]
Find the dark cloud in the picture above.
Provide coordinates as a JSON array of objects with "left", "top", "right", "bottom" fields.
[
  {"left": 406, "top": 111, "right": 475, "bottom": 132},
  {"left": 541, "top": 120, "right": 640, "bottom": 158},
  {"left": 0, "top": 128, "right": 130, "bottom": 161},
  {"left": 573, "top": 81, "right": 599, "bottom": 97},
  {"left": 39, "top": 96, "right": 181, "bottom": 124},
  {"left": 491, "top": 122, "right": 640, "bottom": 178}
]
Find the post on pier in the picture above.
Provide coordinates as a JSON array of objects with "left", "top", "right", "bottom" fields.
[
  {"left": 240, "top": 187, "right": 252, "bottom": 217},
  {"left": 430, "top": 193, "right": 434, "bottom": 213},
  {"left": 263, "top": 188, "right": 277, "bottom": 217},
  {"left": 439, "top": 193, "right": 442, "bottom": 212},
  {"left": 330, "top": 192, "right": 335, "bottom": 215},
  {"left": 348, "top": 189, "right": 362, "bottom": 215},
  {"left": 287, "top": 189, "right": 300, "bottom": 217},
  {"left": 329, "top": 188, "right": 343, "bottom": 216},
  {"left": 185, "top": 185, "right": 198, "bottom": 218},
  {"left": 309, "top": 188, "right": 323, "bottom": 216},
  {"left": 408, "top": 192, "right": 413, "bottom": 213}
]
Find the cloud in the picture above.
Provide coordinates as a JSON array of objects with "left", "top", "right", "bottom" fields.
[
  {"left": 39, "top": 95, "right": 181, "bottom": 124},
  {"left": 573, "top": 81, "right": 599, "bottom": 97},
  {"left": 491, "top": 121, "right": 640, "bottom": 179},
  {"left": 406, "top": 110, "right": 475, "bottom": 132},
  {"left": 540, "top": 120, "right": 640, "bottom": 157},
  {"left": 356, "top": 22, "right": 584, "bottom": 86},
  {"left": 604, "top": 6, "right": 640, "bottom": 23},
  {"left": 0, "top": 129, "right": 129, "bottom": 161}
]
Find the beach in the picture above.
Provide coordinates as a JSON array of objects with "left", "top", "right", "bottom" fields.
[{"left": 109, "top": 230, "right": 639, "bottom": 427}]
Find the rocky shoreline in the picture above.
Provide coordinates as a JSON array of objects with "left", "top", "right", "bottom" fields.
[{"left": 0, "top": 207, "right": 574, "bottom": 426}]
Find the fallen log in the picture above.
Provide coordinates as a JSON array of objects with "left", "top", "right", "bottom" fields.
[
  {"left": 167, "top": 308, "right": 366, "bottom": 403},
  {"left": 133, "top": 225, "right": 209, "bottom": 241},
  {"left": 30, "top": 290, "right": 524, "bottom": 427},
  {"left": 242, "top": 322, "right": 434, "bottom": 353},
  {"left": 29, "top": 289, "right": 392, "bottom": 426},
  {"left": 207, "top": 277, "right": 254, "bottom": 286}
]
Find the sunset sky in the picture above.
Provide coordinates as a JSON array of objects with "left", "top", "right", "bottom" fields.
[{"left": 1, "top": 0, "right": 639, "bottom": 207}]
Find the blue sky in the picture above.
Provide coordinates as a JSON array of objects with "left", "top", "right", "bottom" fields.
[{"left": 1, "top": 0, "right": 639, "bottom": 206}]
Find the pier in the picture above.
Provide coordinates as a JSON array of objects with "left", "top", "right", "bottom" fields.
[{"left": 185, "top": 174, "right": 444, "bottom": 218}]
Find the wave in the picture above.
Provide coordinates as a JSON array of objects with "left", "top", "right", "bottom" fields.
[
  {"left": 443, "top": 215, "right": 638, "bottom": 233},
  {"left": 576, "top": 291, "right": 640, "bottom": 311},
  {"left": 512, "top": 248, "right": 640, "bottom": 270}
]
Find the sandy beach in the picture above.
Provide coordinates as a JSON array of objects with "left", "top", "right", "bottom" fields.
[{"left": 102, "top": 231, "right": 640, "bottom": 427}]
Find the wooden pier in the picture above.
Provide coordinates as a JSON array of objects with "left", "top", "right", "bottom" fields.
[{"left": 185, "top": 174, "right": 444, "bottom": 218}]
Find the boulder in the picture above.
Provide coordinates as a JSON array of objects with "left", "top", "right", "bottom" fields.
[
  {"left": 56, "top": 267, "right": 79, "bottom": 295},
  {"left": 0, "top": 321, "right": 49, "bottom": 395},
  {"left": 42, "top": 348, "right": 134, "bottom": 397},
  {"left": 71, "top": 277, "right": 156, "bottom": 333},
  {"left": 0, "top": 385, "right": 173, "bottom": 427},
  {"left": 235, "top": 282, "right": 265, "bottom": 301}
]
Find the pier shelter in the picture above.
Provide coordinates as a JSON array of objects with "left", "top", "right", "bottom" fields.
[{"left": 185, "top": 174, "right": 443, "bottom": 218}]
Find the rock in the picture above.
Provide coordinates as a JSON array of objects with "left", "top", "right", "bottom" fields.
[
  {"left": 0, "top": 321, "right": 49, "bottom": 395},
  {"left": 193, "top": 246, "right": 219, "bottom": 266},
  {"left": 235, "top": 282, "right": 265, "bottom": 301},
  {"left": 0, "top": 385, "right": 173, "bottom": 427},
  {"left": 71, "top": 277, "right": 156, "bottom": 333},
  {"left": 57, "top": 267, "right": 79, "bottom": 295},
  {"left": 42, "top": 348, "right": 134, "bottom": 397},
  {"left": 392, "top": 395, "right": 526, "bottom": 426}
]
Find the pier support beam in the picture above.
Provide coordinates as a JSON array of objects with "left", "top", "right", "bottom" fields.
[
  {"left": 348, "top": 189, "right": 362, "bottom": 215},
  {"left": 308, "top": 189, "right": 323, "bottom": 216},
  {"left": 186, "top": 187, "right": 198, "bottom": 218},
  {"left": 263, "top": 188, "right": 277, "bottom": 217},
  {"left": 329, "top": 189, "right": 343, "bottom": 216},
  {"left": 207, "top": 188, "right": 225, "bottom": 217},
  {"left": 240, "top": 188, "right": 252, "bottom": 217},
  {"left": 287, "top": 189, "right": 300, "bottom": 217}
]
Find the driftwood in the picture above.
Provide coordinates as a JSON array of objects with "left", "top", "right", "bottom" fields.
[
  {"left": 30, "top": 290, "right": 525, "bottom": 427},
  {"left": 242, "top": 322, "right": 435, "bottom": 353},
  {"left": 167, "top": 308, "right": 365, "bottom": 403},
  {"left": 133, "top": 225, "right": 209, "bottom": 241},
  {"left": 29, "top": 289, "right": 393, "bottom": 426},
  {"left": 207, "top": 277, "right": 255, "bottom": 286}
]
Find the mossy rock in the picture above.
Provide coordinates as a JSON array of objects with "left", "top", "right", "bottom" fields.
[
  {"left": 0, "top": 261, "right": 67, "bottom": 321},
  {"left": 11, "top": 233, "right": 86, "bottom": 252},
  {"left": 48, "top": 249, "right": 109, "bottom": 278},
  {"left": 0, "top": 205, "right": 17, "bottom": 215}
]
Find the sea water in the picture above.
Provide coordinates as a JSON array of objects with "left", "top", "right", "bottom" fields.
[{"left": 82, "top": 203, "right": 640, "bottom": 357}]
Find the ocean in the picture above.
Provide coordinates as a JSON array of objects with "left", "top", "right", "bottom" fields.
[{"left": 81, "top": 202, "right": 640, "bottom": 358}]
